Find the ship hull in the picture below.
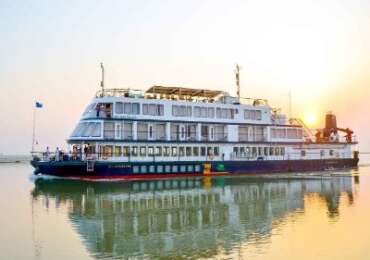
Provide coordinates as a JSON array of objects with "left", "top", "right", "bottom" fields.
[{"left": 31, "top": 158, "right": 359, "bottom": 180}]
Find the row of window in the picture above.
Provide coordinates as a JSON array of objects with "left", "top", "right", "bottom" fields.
[
  {"left": 114, "top": 102, "right": 165, "bottom": 116},
  {"left": 103, "top": 145, "right": 220, "bottom": 157},
  {"left": 72, "top": 122, "right": 101, "bottom": 137},
  {"left": 300, "top": 149, "right": 335, "bottom": 157},
  {"left": 233, "top": 146, "right": 285, "bottom": 157},
  {"left": 244, "top": 109, "right": 262, "bottom": 120},
  {"left": 92, "top": 101, "right": 264, "bottom": 121},
  {"left": 115, "top": 102, "right": 141, "bottom": 115},
  {"left": 132, "top": 164, "right": 202, "bottom": 174},
  {"left": 271, "top": 128, "right": 303, "bottom": 139}
]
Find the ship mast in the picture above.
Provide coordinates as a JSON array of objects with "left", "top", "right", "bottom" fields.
[
  {"left": 235, "top": 64, "right": 241, "bottom": 100},
  {"left": 100, "top": 62, "right": 105, "bottom": 97}
]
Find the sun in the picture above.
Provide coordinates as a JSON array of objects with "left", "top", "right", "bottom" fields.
[{"left": 303, "top": 113, "right": 317, "bottom": 127}]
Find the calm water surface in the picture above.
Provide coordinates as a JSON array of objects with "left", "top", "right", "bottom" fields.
[{"left": 1, "top": 156, "right": 370, "bottom": 260}]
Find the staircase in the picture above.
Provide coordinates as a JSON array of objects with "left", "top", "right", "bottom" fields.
[{"left": 289, "top": 118, "right": 315, "bottom": 141}]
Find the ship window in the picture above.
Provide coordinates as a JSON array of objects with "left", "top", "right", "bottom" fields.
[
  {"left": 193, "top": 147, "right": 199, "bottom": 156},
  {"left": 124, "top": 102, "right": 140, "bottom": 115},
  {"left": 233, "top": 147, "right": 238, "bottom": 156},
  {"left": 214, "top": 147, "right": 219, "bottom": 156},
  {"left": 71, "top": 123, "right": 84, "bottom": 137},
  {"left": 258, "top": 147, "right": 263, "bottom": 156},
  {"left": 180, "top": 165, "right": 186, "bottom": 172},
  {"left": 329, "top": 150, "right": 334, "bottom": 156},
  {"left": 164, "top": 146, "right": 170, "bottom": 156},
  {"left": 140, "top": 146, "right": 147, "bottom": 156},
  {"left": 172, "top": 165, "right": 178, "bottom": 172},
  {"left": 104, "top": 122, "right": 115, "bottom": 139},
  {"left": 155, "top": 146, "right": 162, "bottom": 156},
  {"left": 287, "top": 128, "right": 300, "bottom": 139},
  {"left": 216, "top": 108, "right": 234, "bottom": 119},
  {"left": 131, "top": 146, "right": 138, "bottom": 156},
  {"left": 143, "top": 104, "right": 164, "bottom": 116},
  {"left": 195, "top": 165, "right": 201, "bottom": 172},
  {"left": 251, "top": 147, "right": 257, "bottom": 156},
  {"left": 320, "top": 150, "right": 325, "bottom": 156},
  {"left": 123, "top": 146, "right": 130, "bottom": 156},
  {"left": 81, "top": 122, "right": 94, "bottom": 137},
  {"left": 103, "top": 145, "right": 113, "bottom": 157},
  {"left": 281, "top": 147, "right": 285, "bottom": 156},
  {"left": 207, "top": 147, "right": 213, "bottom": 156},
  {"left": 148, "top": 146, "right": 154, "bottom": 156},
  {"left": 133, "top": 166, "right": 139, "bottom": 173},
  {"left": 172, "top": 105, "right": 192, "bottom": 117},
  {"left": 157, "top": 165, "right": 163, "bottom": 173},
  {"left": 244, "top": 109, "right": 262, "bottom": 120},
  {"left": 188, "top": 165, "right": 194, "bottom": 172},
  {"left": 91, "top": 122, "right": 101, "bottom": 137},
  {"left": 264, "top": 147, "right": 269, "bottom": 156},
  {"left": 165, "top": 165, "right": 171, "bottom": 172},
  {"left": 155, "top": 123, "right": 166, "bottom": 140},
  {"left": 149, "top": 165, "right": 155, "bottom": 173},
  {"left": 201, "top": 107, "right": 207, "bottom": 117},
  {"left": 179, "top": 147, "right": 185, "bottom": 157},
  {"left": 124, "top": 103, "right": 132, "bottom": 114},
  {"left": 208, "top": 107, "right": 215, "bottom": 118},
  {"left": 171, "top": 147, "right": 178, "bottom": 156},
  {"left": 275, "top": 147, "right": 280, "bottom": 155},
  {"left": 137, "top": 123, "right": 148, "bottom": 140},
  {"left": 186, "top": 147, "right": 192, "bottom": 156},
  {"left": 201, "top": 147, "right": 206, "bottom": 156},
  {"left": 141, "top": 165, "right": 147, "bottom": 173},
  {"left": 114, "top": 146, "right": 122, "bottom": 157},
  {"left": 115, "top": 102, "right": 124, "bottom": 114},
  {"left": 201, "top": 125, "right": 209, "bottom": 140},
  {"left": 301, "top": 150, "right": 306, "bottom": 157},
  {"left": 194, "top": 106, "right": 215, "bottom": 118},
  {"left": 269, "top": 147, "right": 274, "bottom": 156}
]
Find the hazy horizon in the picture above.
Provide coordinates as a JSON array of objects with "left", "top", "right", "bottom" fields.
[{"left": 1, "top": 0, "right": 370, "bottom": 154}]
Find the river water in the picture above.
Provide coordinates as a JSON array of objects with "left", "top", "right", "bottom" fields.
[{"left": 0, "top": 156, "right": 370, "bottom": 260}]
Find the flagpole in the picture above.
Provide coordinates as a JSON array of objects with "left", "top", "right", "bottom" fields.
[{"left": 32, "top": 104, "right": 36, "bottom": 154}]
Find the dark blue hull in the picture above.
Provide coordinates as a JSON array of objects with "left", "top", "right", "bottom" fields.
[{"left": 31, "top": 158, "right": 359, "bottom": 180}]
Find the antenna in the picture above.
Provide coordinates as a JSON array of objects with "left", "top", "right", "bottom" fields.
[
  {"left": 235, "top": 64, "right": 241, "bottom": 100},
  {"left": 100, "top": 62, "right": 105, "bottom": 97},
  {"left": 289, "top": 89, "right": 292, "bottom": 119}
]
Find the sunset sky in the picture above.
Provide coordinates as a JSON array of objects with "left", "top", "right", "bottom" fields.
[{"left": 1, "top": 0, "right": 370, "bottom": 154}]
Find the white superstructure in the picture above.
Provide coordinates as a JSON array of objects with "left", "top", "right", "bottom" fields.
[{"left": 67, "top": 85, "right": 356, "bottom": 163}]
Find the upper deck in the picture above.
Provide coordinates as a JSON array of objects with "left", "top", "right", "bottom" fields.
[{"left": 86, "top": 86, "right": 277, "bottom": 126}]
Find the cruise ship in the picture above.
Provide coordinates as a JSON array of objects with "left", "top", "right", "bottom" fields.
[{"left": 31, "top": 65, "right": 359, "bottom": 179}]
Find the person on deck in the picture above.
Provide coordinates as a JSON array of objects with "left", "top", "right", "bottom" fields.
[
  {"left": 55, "top": 147, "right": 60, "bottom": 161},
  {"left": 46, "top": 146, "right": 50, "bottom": 160},
  {"left": 83, "top": 144, "right": 89, "bottom": 160},
  {"left": 96, "top": 104, "right": 101, "bottom": 117}
]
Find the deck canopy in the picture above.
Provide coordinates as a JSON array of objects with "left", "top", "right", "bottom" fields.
[{"left": 146, "top": 86, "right": 224, "bottom": 99}]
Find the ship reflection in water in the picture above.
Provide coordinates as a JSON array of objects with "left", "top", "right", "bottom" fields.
[{"left": 31, "top": 174, "right": 357, "bottom": 259}]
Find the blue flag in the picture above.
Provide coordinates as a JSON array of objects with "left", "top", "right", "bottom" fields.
[{"left": 35, "top": 101, "right": 43, "bottom": 108}]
